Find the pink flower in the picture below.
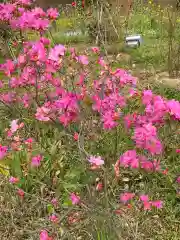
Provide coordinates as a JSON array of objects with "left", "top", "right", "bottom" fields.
[
  {"left": 120, "top": 192, "right": 135, "bottom": 204},
  {"left": 78, "top": 55, "right": 89, "bottom": 65},
  {"left": 176, "top": 176, "right": 180, "bottom": 183},
  {"left": 88, "top": 156, "right": 104, "bottom": 166},
  {"left": 98, "top": 57, "right": 107, "bottom": 68},
  {"left": 74, "top": 132, "right": 79, "bottom": 141},
  {"left": 142, "top": 90, "right": 153, "bottom": 105},
  {"left": 40, "top": 230, "right": 53, "bottom": 240},
  {"left": 49, "top": 214, "right": 59, "bottom": 223},
  {"left": 176, "top": 149, "right": 180, "bottom": 153},
  {"left": 140, "top": 195, "right": 149, "bottom": 202},
  {"left": 32, "top": 7, "right": 46, "bottom": 17},
  {"left": 47, "top": 8, "right": 59, "bottom": 20},
  {"left": 9, "top": 176, "right": 19, "bottom": 184},
  {"left": 72, "top": 1, "right": 76, "bottom": 7},
  {"left": 124, "top": 114, "right": 136, "bottom": 129},
  {"left": 70, "top": 193, "right": 80, "bottom": 205},
  {"left": 31, "top": 155, "right": 43, "bottom": 167},
  {"left": 18, "top": 54, "right": 26, "bottom": 65},
  {"left": 151, "top": 200, "right": 163, "bottom": 209},
  {"left": 40, "top": 230, "right": 49, "bottom": 240},
  {"left": 119, "top": 150, "right": 139, "bottom": 169},
  {"left": 167, "top": 99, "right": 180, "bottom": 120},
  {"left": 35, "top": 106, "right": 50, "bottom": 121},
  {"left": 143, "top": 201, "right": 151, "bottom": 210},
  {"left": 102, "top": 111, "right": 118, "bottom": 129},
  {"left": 25, "top": 138, "right": 34, "bottom": 144},
  {"left": 162, "top": 168, "right": 168, "bottom": 175},
  {"left": 91, "top": 47, "right": 100, "bottom": 53},
  {"left": 49, "top": 45, "right": 66, "bottom": 61},
  {"left": 4, "top": 59, "right": 15, "bottom": 76},
  {"left": 22, "top": 93, "right": 31, "bottom": 108},
  {"left": 51, "top": 198, "right": 58, "bottom": 206},
  {"left": 40, "top": 37, "right": 50, "bottom": 45},
  {"left": 10, "top": 119, "right": 19, "bottom": 133},
  {"left": 129, "top": 88, "right": 137, "bottom": 97},
  {"left": 17, "top": 188, "right": 25, "bottom": 198},
  {"left": 58, "top": 111, "right": 77, "bottom": 126},
  {"left": 133, "top": 123, "right": 163, "bottom": 155},
  {"left": 0, "top": 145, "right": 8, "bottom": 160}
]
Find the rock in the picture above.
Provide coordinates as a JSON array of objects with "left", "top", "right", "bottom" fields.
[
  {"left": 154, "top": 71, "right": 180, "bottom": 88},
  {"left": 116, "top": 52, "right": 131, "bottom": 64}
]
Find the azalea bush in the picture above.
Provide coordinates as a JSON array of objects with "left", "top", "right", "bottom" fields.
[{"left": 0, "top": 0, "right": 180, "bottom": 239}]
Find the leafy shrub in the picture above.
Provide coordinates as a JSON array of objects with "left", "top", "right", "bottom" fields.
[{"left": 0, "top": 1, "right": 180, "bottom": 239}]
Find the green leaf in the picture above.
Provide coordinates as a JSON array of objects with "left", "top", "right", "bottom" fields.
[
  {"left": 47, "top": 204, "right": 55, "bottom": 214},
  {"left": 63, "top": 182, "right": 77, "bottom": 191},
  {"left": 62, "top": 199, "right": 72, "bottom": 207}
]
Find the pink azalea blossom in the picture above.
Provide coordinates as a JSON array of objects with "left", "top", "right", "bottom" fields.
[
  {"left": 124, "top": 114, "right": 136, "bottom": 129},
  {"left": 51, "top": 198, "right": 58, "bottom": 206},
  {"left": 32, "top": 7, "right": 46, "bottom": 17},
  {"left": 102, "top": 111, "right": 118, "bottom": 129},
  {"left": 119, "top": 150, "right": 139, "bottom": 169},
  {"left": 25, "top": 138, "right": 34, "bottom": 145},
  {"left": 133, "top": 123, "right": 163, "bottom": 155},
  {"left": 35, "top": 106, "right": 50, "bottom": 121},
  {"left": 4, "top": 59, "right": 15, "bottom": 76},
  {"left": 70, "top": 193, "right": 80, "bottom": 205},
  {"left": 74, "top": 132, "right": 79, "bottom": 141},
  {"left": 40, "top": 230, "right": 53, "bottom": 240},
  {"left": 88, "top": 156, "right": 104, "bottom": 166},
  {"left": 17, "top": 188, "right": 25, "bottom": 198},
  {"left": 120, "top": 192, "right": 135, "bottom": 204},
  {"left": 91, "top": 47, "right": 99, "bottom": 53},
  {"left": 49, "top": 214, "right": 59, "bottom": 223},
  {"left": 142, "top": 90, "right": 153, "bottom": 105},
  {"left": 22, "top": 93, "right": 31, "bottom": 108},
  {"left": 139, "top": 195, "right": 149, "bottom": 202},
  {"left": 40, "top": 37, "right": 50, "bottom": 45},
  {"left": 129, "top": 88, "right": 137, "bottom": 97},
  {"left": 31, "top": 155, "right": 43, "bottom": 167},
  {"left": 49, "top": 44, "right": 66, "bottom": 61},
  {"left": 151, "top": 200, "right": 163, "bottom": 209},
  {"left": 10, "top": 119, "right": 19, "bottom": 133},
  {"left": 78, "top": 55, "right": 89, "bottom": 65},
  {"left": 176, "top": 176, "right": 180, "bottom": 183},
  {"left": 167, "top": 99, "right": 180, "bottom": 120},
  {"left": 18, "top": 54, "right": 26, "bottom": 65},
  {"left": 47, "top": 8, "right": 59, "bottom": 20},
  {"left": 0, "top": 145, "right": 8, "bottom": 160},
  {"left": 98, "top": 57, "right": 107, "bottom": 68},
  {"left": 9, "top": 176, "right": 19, "bottom": 184},
  {"left": 176, "top": 149, "right": 180, "bottom": 153},
  {"left": 143, "top": 201, "right": 151, "bottom": 210}
]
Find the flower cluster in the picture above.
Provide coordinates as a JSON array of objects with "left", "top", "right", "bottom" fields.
[
  {"left": 119, "top": 150, "right": 161, "bottom": 171},
  {"left": 0, "top": 0, "right": 59, "bottom": 31},
  {"left": 120, "top": 193, "right": 163, "bottom": 210}
]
